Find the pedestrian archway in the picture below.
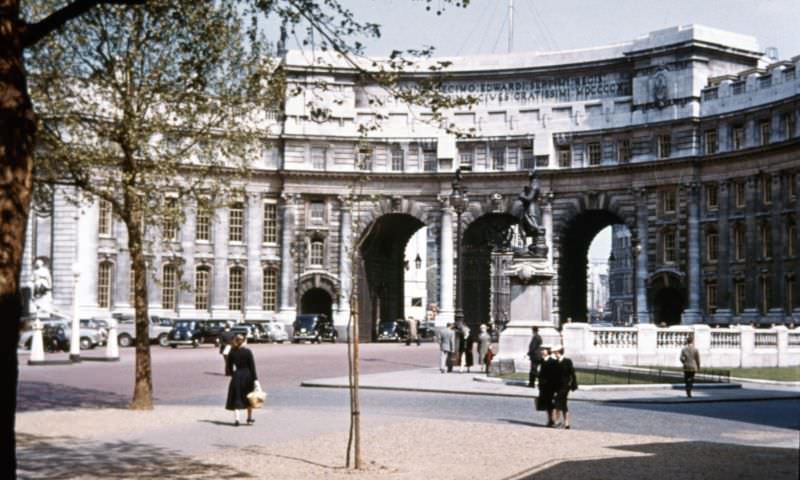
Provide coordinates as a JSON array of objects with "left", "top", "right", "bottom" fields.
[
  {"left": 649, "top": 271, "right": 686, "bottom": 326},
  {"left": 300, "top": 288, "right": 333, "bottom": 320}
]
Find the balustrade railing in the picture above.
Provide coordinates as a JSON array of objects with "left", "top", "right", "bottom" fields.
[
  {"left": 657, "top": 330, "right": 692, "bottom": 348},
  {"left": 786, "top": 333, "right": 800, "bottom": 347},
  {"left": 710, "top": 331, "right": 741, "bottom": 349},
  {"left": 592, "top": 328, "right": 638, "bottom": 348},
  {"left": 754, "top": 332, "right": 778, "bottom": 348}
]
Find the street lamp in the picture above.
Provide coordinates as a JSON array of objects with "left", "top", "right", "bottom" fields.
[
  {"left": 70, "top": 261, "right": 81, "bottom": 362},
  {"left": 450, "top": 169, "right": 468, "bottom": 327}
]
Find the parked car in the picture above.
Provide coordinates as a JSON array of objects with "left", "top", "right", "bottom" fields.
[
  {"left": 167, "top": 319, "right": 228, "bottom": 348},
  {"left": 262, "top": 321, "right": 289, "bottom": 343},
  {"left": 19, "top": 314, "right": 104, "bottom": 351},
  {"left": 292, "top": 314, "right": 336, "bottom": 343},
  {"left": 80, "top": 318, "right": 108, "bottom": 346},
  {"left": 377, "top": 320, "right": 406, "bottom": 342},
  {"left": 115, "top": 315, "right": 174, "bottom": 347},
  {"left": 230, "top": 325, "right": 258, "bottom": 343},
  {"left": 418, "top": 320, "right": 436, "bottom": 340}
]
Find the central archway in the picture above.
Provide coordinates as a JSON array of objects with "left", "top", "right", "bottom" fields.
[
  {"left": 300, "top": 288, "right": 333, "bottom": 320},
  {"left": 558, "top": 209, "right": 627, "bottom": 324},
  {"left": 359, "top": 213, "right": 425, "bottom": 342}
]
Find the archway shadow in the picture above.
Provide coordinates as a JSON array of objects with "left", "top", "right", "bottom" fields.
[
  {"left": 16, "top": 432, "right": 250, "bottom": 479},
  {"left": 17, "top": 381, "right": 130, "bottom": 412},
  {"left": 511, "top": 440, "right": 799, "bottom": 480}
]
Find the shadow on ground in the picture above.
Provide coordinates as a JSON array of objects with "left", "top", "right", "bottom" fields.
[
  {"left": 16, "top": 432, "right": 250, "bottom": 479},
  {"left": 17, "top": 381, "right": 130, "bottom": 412},
  {"left": 511, "top": 440, "right": 800, "bottom": 480}
]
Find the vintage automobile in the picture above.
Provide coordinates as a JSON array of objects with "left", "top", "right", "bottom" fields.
[
  {"left": 230, "top": 324, "right": 259, "bottom": 343},
  {"left": 292, "top": 314, "right": 336, "bottom": 343},
  {"left": 167, "top": 319, "right": 228, "bottom": 348},
  {"left": 376, "top": 319, "right": 407, "bottom": 342},
  {"left": 115, "top": 314, "right": 174, "bottom": 347},
  {"left": 262, "top": 321, "right": 289, "bottom": 343},
  {"left": 19, "top": 313, "right": 104, "bottom": 351}
]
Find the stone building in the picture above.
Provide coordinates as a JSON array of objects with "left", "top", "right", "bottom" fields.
[{"left": 22, "top": 25, "right": 800, "bottom": 340}]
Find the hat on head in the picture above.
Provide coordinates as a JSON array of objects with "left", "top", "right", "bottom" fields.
[{"left": 551, "top": 345, "right": 564, "bottom": 353}]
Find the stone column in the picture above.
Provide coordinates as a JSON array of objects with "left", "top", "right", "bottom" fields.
[
  {"left": 741, "top": 176, "right": 760, "bottom": 323},
  {"left": 337, "top": 197, "right": 352, "bottom": 328},
  {"left": 714, "top": 181, "right": 732, "bottom": 323},
  {"left": 683, "top": 182, "right": 702, "bottom": 324},
  {"left": 768, "top": 174, "right": 785, "bottom": 323},
  {"left": 178, "top": 201, "right": 196, "bottom": 315},
  {"left": 794, "top": 173, "right": 800, "bottom": 321},
  {"left": 245, "top": 192, "right": 264, "bottom": 320},
  {"left": 278, "top": 195, "right": 296, "bottom": 322},
  {"left": 77, "top": 195, "right": 99, "bottom": 313},
  {"left": 211, "top": 206, "right": 229, "bottom": 317},
  {"left": 635, "top": 189, "right": 650, "bottom": 323},
  {"left": 438, "top": 203, "right": 454, "bottom": 327}
]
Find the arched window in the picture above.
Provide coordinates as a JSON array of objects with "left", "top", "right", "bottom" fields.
[
  {"left": 262, "top": 268, "right": 277, "bottom": 311},
  {"left": 195, "top": 266, "right": 211, "bottom": 311},
  {"left": 229, "top": 266, "right": 244, "bottom": 311},
  {"left": 162, "top": 264, "right": 177, "bottom": 311},
  {"left": 97, "top": 261, "right": 113, "bottom": 309}
]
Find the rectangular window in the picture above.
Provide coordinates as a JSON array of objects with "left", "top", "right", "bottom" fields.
[
  {"left": 732, "top": 81, "right": 745, "bottom": 95},
  {"left": 162, "top": 264, "right": 177, "bottom": 311},
  {"left": 663, "top": 230, "right": 677, "bottom": 264},
  {"left": 459, "top": 149, "right": 474, "bottom": 170},
  {"left": 706, "top": 232, "right": 719, "bottom": 262},
  {"left": 195, "top": 267, "right": 210, "bottom": 311},
  {"left": 759, "top": 120, "right": 771, "bottom": 146},
  {"left": 228, "top": 202, "right": 244, "bottom": 243},
  {"left": 704, "top": 130, "right": 718, "bottom": 154},
  {"left": 391, "top": 146, "right": 404, "bottom": 172},
  {"left": 789, "top": 224, "right": 797, "bottom": 257},
  {"left": 558, "top": 146, "right": 571, "bottom": 168},
  {"left": 163, "top": 198, "right": 179, "bottom": 242},
  {"left": 229, "top": 267, "right": 244, "bottom": 311},
  {"left": 732, "top": 126, "right": 745, "bottom": 150},
  {"left": 521, "top": 147, "right": 535, "bottom": 170},
  {"left": 196, "top": 207, "right": 210, "bottom": 242},
  {"left": 535, "top": 155, "right": 549, "bottom": 167},
  {"left": 263, "top": 202, "right": 278, "bottom": 244},
  {"left": 735, "top": 182, "right": 746, "bottom": 208},
  {"left": 760, "top": 224, "right": 772, "bottom": 259},
  {"left": 97, "top": 262, "right": 112, "bottom": 309},
  {"left": 734, "top": 225, "right": 746, "bottom": 261},
  {"left": 358, "top": 147, "right": 373, "bottom": 171},
  {"left": 705, "top": 184, "right": 718, "bottom": 210},
  {"left": 309, "top": 240, "right": 324, "bottom": 267},
  {"left": 98, "top": 199, "right": 113, "bottom": 236},
  {"left": 311, "top": 146, "right": 326, "bottom": 170},
  {"left": 760, "top": 276, "right": 770, "bottom": 314},
  {"left": 783, "top": 112, "right": 796, "bottom": 140},
  {"left": 309, "top": 202, "right": 325, "bottom": 224},
  {"left": 587, "top": 142, "right": 602, "bottom": 166},
  {"left": 262, "top": 269, "right": 277, "bottom": 311},
  {"left": 491, "top": 148, "right": 506, "bottom": 171},
  {"left": 617, "top": 139, "right": 631, "bottom": 163},
  {"left": 422, "top": 149, "right": 437, "bottom": 172},
  {"left": 661, "top": 190, "right": 676, "bottom": 215},
  {"left": 706, "top": 282, "right": 717, "bottom": 314},
  {"left": 762, "top": 176, "right": 773, "bottom": 205},
  {"left": 790, "top": 174, "right": 797, "bottom": 200},
  {"left": 734, "top": 281, "right": 745, "bottom": 315},
  {"left": 788, "top": 278, "right": 796, "bottom": 312},
  {"left": 657, "top": 135, "right": 671, "bottom": 159}
]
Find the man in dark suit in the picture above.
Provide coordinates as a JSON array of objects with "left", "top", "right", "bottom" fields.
[
  {"left": 551, "top": 345, "right": 577, "bottom": 429},
  {"left": 536, "top": 346, "right": 556, "bottom": 427},
  {"left": 527, "top": 326, "right": 543, "bottom": 388}
]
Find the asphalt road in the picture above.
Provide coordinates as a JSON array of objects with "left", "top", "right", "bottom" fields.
[{"left": 17, "top": 342, "right": 800, "bottom": 450}]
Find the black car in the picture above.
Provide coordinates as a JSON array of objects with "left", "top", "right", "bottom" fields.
[
  {"left": 377, "top": 320, "right": 407, "bottom": 342},
  {"left": 167, "top": 320, "right": 228, "bottom": 348},
  {"left": 292, "top": 314, "right": 336, "bottom": 343}
]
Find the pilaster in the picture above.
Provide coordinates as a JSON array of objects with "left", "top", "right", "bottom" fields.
[
  {"left": 634, "top": 188, "right": 650, "bottom": 323},
  {"left": 713, "top": 180, "right": 732, "bottom": 323},
  {"left": 245, "top": 192, "right": 264, "bottom": 319},
  {"left": 767, "top": 173, "right": 785, "bottom": 323},
  {"left": 277, "top": 194, "right": 297, "bottom": 322},
  {"left": 741, "top": 176, "right": 760, "bottom": 323},
  {"left": 682, "top": 182, "right": 702, "bottom": 324},
  {"left": 178, "top": 201, "right": 196, "bottom": 313},
  {"left": 211, "top": 204, "right": 229, "bottom": 316},
  {"left": 438, "top": 200, "right": 454, "bottom": 327}
]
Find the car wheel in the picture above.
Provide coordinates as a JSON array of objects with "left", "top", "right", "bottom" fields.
[
  {"left": 118, "top": 334, "right": 133, "bottom": 348},
  {"left": 279, "top": 340, "right": 285, "bottom": 344},
  {"left": 79, "top": 337, "right": 92, "bottom": 350},
  {"left": 170, "top": 344, "right": 177, "bottom": 349},
  {"left": 192, "top": 339, "right": 199, "bottom": 348},
  {"left": 158, "top": 333, "right": 169, "bottom": 347}
]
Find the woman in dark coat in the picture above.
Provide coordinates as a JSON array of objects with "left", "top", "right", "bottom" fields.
[{"left": 225, "top": 334, "right": 259, "bottom": 426}]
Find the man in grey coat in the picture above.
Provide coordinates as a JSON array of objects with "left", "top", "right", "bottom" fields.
[
  {"left": 438, "top": 323, "right": 456, "bottom": 373},
  {"left": 680, "top": 335, "right": 701, "bottom": 397}
]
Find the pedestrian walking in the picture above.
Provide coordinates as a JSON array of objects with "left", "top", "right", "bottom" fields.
[
  {"left": 464, "top": 327, "right": 474, "bottom": 373},
  {"left": 454, "top": 324, "right": 466, "bottom": 372},
  {"left": 536, "top": 346, "right": 557, "bottom": 426},
  {"left": 405, "top": 316, "right": 420, "bottom": 346},
  {"left": 680, "top": 335, "right": 701, "bottom": 398},
  {"left": 551, "top": 345, "right": 577, "bottom": 429},
  {"left": 219, "top": 323, "right": 235, "bottom": 376},
  {"left": 437, "top": 323, "right": 456, "bottom": 373},
  {"left": 225, "top": 334, "right": 260, "bottom": 426},
  {"left": 527, "top": 326, "right": 543, "bottom": 388},
  {"left": 477, "top": 324, "right": 492, "bottom": 374}
]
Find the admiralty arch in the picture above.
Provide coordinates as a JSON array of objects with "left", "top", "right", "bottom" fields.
[{"left": 22, "top": 25, "right": 800, "bottom": 340}]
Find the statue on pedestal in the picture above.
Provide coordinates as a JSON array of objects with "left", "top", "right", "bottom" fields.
[
  {"left": 512, "top": 171, "right": 548, "bottom": 258},
  {"left": 31, "top": 257, "right": 53, "bottom": 316}
]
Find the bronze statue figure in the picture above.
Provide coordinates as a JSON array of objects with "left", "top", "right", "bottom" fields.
[{"left": 512, "top": 171, "right": 547, "bottom": 257}]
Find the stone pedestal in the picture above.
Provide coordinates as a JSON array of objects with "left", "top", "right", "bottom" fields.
[{"left": 492, "top": 256, "right": 559, "bottom": 372}]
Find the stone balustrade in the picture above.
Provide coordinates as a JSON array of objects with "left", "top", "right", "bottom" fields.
[{"left": 561, "top": 323, "right": 800, "bottom": 368}]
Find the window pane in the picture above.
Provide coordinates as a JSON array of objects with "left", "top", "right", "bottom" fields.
[
  {"left": 195, "top": 267, "right": 210, "bottom": 311},
  {"left": 97, "top": 262, "right": 112, "bottom": 308},
  {"left": 229, "top": 203, "right": 244, "bottom": 242},
  {"left": 263, "top": 269, "right": 277, "bottom": 311},
  {"left": 196, "top": 208, "right": 210, "bottom": 241},
  {"left": 162, "top": 264, "right": 177, "bottom": 311},
  {"left": 229, "top": 267, "right": 244, "bottom": 311},
  {"left": 263, "top": 203, "right": 278, "bottom": 243},
  {"left": 391, "top": 146, "right": 404, "bottom": 172},
  {"left": 98, "top": 199, "right": 113, "bottom": 236}
]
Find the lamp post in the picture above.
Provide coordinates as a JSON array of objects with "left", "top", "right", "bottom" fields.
[
  {"left": 450, "top": 169, "right": 468, "bottom": 327},
  {"left": 70, "top": 261, "right": 82, "bottom": 362}
]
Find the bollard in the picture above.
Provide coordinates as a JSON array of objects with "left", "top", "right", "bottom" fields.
[
  {"left": 105, "top": 318, "right": 119, "bottom": 360},
  {"left": 29, "top": 317, "right": 46, "bottom": 365}
]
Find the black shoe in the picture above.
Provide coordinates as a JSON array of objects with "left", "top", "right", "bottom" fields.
[
  {"left": 247, "top": 418, "right": 255, "bottom": 425},
  {"left": 234, "top": 420, "right": 240, "bottom": 427},
  {"left": 564, "top": 425, "right": 571, "bottom": 430}
]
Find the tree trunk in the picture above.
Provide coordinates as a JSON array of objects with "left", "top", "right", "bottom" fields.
[
  {"left": 1, "top": 1, "right": 36, "bottom": 476},
  {"left": 127, "top": 217, "right": 153, "bottom": 410}
]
